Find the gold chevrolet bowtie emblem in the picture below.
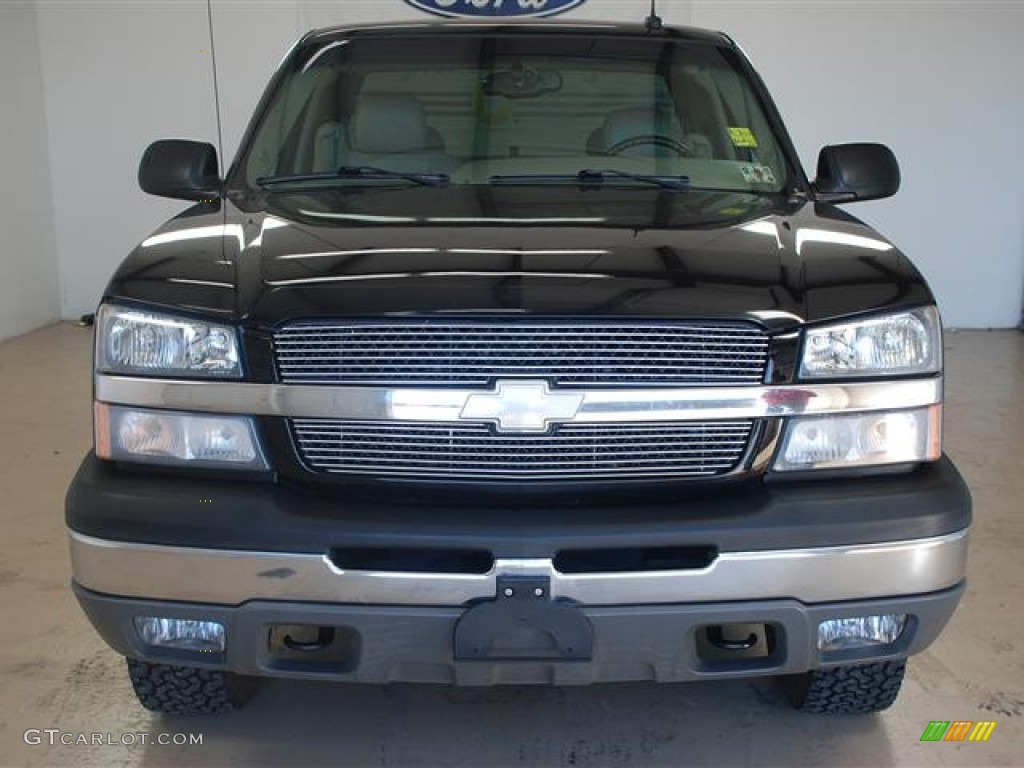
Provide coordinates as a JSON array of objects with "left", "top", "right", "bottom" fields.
[{"left": 460, "top": 380, "right": 584, "bottom": 433}]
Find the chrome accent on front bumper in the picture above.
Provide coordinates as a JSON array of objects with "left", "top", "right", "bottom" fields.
[
  {"left": 94, "top": 374, "right": 943, "bottom": 424},
  {"left": 68, "top": 529, "right": 968, "bottom": 608}
]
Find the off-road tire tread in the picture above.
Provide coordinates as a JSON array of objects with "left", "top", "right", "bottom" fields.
[
  {"left": 127, "top": 659, "right": 249, "bottom": 715},
  {"left": 785, "top": 660, "right": 906, "bottom": 714}
]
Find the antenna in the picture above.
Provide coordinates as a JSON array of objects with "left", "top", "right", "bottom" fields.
[{"left": 644, "top": 0, "right": 663, "bottom": 31}]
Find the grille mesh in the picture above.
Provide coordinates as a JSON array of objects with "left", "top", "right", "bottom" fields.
[
  {"left": 291, "top": 420, "right": 754, "bottom": 480},
  {"left": 273, "top": 321, "right": 769, "bottom": 386}
]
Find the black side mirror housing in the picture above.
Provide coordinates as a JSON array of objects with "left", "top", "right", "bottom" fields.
[
  {"left": 139, "top": 140, "right": 220, "bottom": 201},
  {"left": 813, "top": 143, "right": 900, "bottom": 203}
]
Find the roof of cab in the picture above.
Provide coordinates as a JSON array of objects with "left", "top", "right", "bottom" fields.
[{"left": 305, "top": 20, "right": 730, "bottom": 46}]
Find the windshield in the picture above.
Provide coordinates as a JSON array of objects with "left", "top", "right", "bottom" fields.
[{"left": 236, "top": 32, "right": 793, "bottom": 194}]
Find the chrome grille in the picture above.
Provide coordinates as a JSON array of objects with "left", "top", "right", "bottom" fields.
[
  {"left": 273, "top": 321, "right": 769, "bottom": 386},
  {"left": 291, "top": 420, "right": 755, "bottom": 480}
]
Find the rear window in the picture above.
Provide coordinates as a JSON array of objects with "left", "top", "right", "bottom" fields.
[{"left": 239, "top": 32, "right": 791, "bottom": 193}]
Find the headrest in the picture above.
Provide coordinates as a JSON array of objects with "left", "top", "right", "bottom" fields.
[
  {"left": 598, "top": 108, "right": 684, "bottom": 151},
  {"left": 350, "top": 95, "right": 428, "bottom": 154}
]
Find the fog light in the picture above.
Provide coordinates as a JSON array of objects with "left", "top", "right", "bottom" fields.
[
  {"left": 818, "top": 614, "right": 907, "bottom": 652},
  {"left": 134, "top": 617, "right": 225, "bottom": 652}
]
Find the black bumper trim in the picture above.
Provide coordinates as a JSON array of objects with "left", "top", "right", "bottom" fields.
[
  {"left": 74, "top": 582, "right": 966, "bottom": 686},
  {"left": 66, "top": 453, "right": 972, "bottom": 557}
]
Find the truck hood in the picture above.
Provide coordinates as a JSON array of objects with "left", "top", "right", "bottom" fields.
[{"left": 107, "top": 186, "right": 932, "bottom": 331}]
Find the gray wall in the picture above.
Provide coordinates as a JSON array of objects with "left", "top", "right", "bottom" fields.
[
  {"left": 0, "top": 2, "right": 59, "bottom": 341},
  {"left": 8, "top": 0, "right": 1024, "bottom": 329},
  {"left": 34, "top": 0, "right": 219, "bottom": 332},
  {"left": 690, "top": 0, "right": 1024, "bottom": 330}
]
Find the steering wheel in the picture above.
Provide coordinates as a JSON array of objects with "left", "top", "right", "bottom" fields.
[{"left": 605, "top": 135, "right": 692, "bottom": 157}]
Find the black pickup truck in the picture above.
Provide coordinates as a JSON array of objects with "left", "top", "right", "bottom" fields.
[{"left": 67, "top": 21, "right": 971, "bottom": 715}]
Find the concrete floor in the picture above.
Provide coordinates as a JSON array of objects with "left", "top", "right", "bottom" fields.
[{"left": 0, "top": 323, "right": 1021, "bottom": 768}]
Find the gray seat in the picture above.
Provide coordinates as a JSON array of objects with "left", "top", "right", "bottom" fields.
[
  {"left": 312, "top": 119, "right": 449, "bottom": 174},
  {"left": 312, "top": 122, "right": 347, "bottom": 173},
  {"left": 343, "top": 94, "right": 459, "bottom": 175},
  {"left": 588, "top": 107, "right": 712, "bottom": 159}
]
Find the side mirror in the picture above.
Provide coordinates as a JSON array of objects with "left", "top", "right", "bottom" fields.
[
  {"left": 813, "top": 143, "right": 900, "bottom": 203},
  {"left": 139, "top": 140, "right": 220, "bottom": 201}
]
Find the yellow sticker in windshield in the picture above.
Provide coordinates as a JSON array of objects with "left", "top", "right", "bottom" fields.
[{"left": 728, "top": 127, "right": 759, "bottom": 148}]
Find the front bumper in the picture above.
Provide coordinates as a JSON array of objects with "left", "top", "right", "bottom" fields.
[
  {"left": 69, "top": 529, "right": 968, "bottom": 607},
  {"left": 66, "top": 453, "right": 971, "bottom": 684},
  {"left": 69, "top": 525, "right": 969, "bottom": 684},
  {"left": 66, "top": 453, "right": 971, "bottom": 555},
  {"left": 75, "top": 582, "right": 965, "bottom": 685}
]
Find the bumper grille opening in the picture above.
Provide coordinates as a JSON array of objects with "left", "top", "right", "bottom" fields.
[
  {"left": 329, "top": 547, "right": 494, "bottom": 575},
  {"left": 266, "top": 624, "right": 360, "bottom": 673},
  {"left": 554, "top": 546, "right": 717, "bottom": 574},
  {"left": 695, "top": 622, "right": 782, "bottom": 671}
]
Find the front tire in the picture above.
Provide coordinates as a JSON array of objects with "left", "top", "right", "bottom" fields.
[
  {"left": 781, "top": 660, "right": 906, "bottom": 714},
  {"left": 127, "top": 659, "right": 256, "bottom": 714}
]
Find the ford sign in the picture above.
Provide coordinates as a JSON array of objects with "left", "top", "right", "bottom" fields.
[{"left": 405, "top": 0, "right": 587, "bottom": 20}]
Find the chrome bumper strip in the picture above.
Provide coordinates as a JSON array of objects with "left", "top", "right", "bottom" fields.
[
  {"left": 95, "top": 375, "right": 942, "bottom": 424},
  {"left": 69, "top": 529, "right": 968, "bottom": 608}
]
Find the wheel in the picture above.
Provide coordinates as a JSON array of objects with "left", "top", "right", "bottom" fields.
[
  {"left": 606, "top": 135, "right": 692, "bottom": 156},
  {"left": 780, "top": 660, "right": 906, "bottom": 714},
  {"left": 126, "top": 658, "right": 256, "bottom": 714}
]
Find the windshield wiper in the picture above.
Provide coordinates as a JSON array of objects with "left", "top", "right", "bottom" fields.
[
  {"left": 489, "top": 169, "right": 690, "bottom": 190},
  {"left": 257, "top": 166, "right": 449, "bottom": 188}
]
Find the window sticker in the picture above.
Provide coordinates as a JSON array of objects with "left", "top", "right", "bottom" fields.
[
  {"left": 728, "top": 127, "right": 759, "bottom": 148},
  {"left": 739, "top": 164, "right": 777, "bottom": 185}
]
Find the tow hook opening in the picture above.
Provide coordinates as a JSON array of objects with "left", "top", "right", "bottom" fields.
[
  {"left": 695, "top": 622, "right": 783, "bottom": 670},
  {"left": 266, "top": 624, "right": 361, "bottom": 673}
]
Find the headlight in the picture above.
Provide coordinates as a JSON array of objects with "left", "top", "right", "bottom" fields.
[
  {"left": 800, "top": 306, "right": 941, "bottom": 379},
  {"left": 95, "top": 404, "right": 268, "bottom": 470},
  {"left": 773, "top": 405, "right": 941, "bottom": 472},
  {"left": 96, "top": 304, "right": 241, "bottom": 377}
]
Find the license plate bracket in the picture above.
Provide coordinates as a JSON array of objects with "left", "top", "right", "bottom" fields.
[{"left": 453, "top": 575, "right": 593, "bottom": 661}]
